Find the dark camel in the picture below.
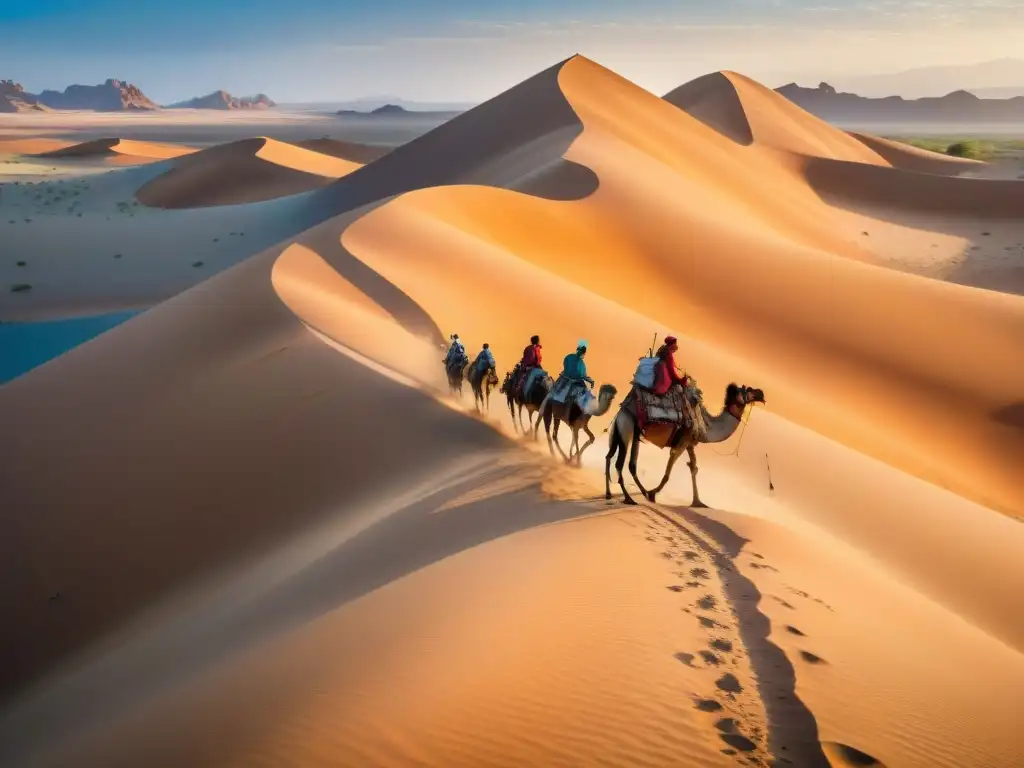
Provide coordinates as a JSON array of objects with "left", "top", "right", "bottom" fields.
[{"left": 500, "top": 369, "right": 553, "bottom": 438}]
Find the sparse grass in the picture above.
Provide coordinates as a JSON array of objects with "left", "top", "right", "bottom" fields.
[{"left": 889, "top": 136, "right": 1024, "bottom": 162}]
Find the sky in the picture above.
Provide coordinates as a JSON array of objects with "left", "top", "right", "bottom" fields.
[{"left": 1, "top": 0, "right": 1022, "bottom": 103}]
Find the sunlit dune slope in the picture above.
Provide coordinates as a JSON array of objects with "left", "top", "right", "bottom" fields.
[
  {"left": 135, "top": 137, "right": 362, "bottom": 208},
  {"left": 333, "top": 55, "right": 1024, "bottom": 518},
  {"left": 848, "top": 133, "right": 985, "bottom": 176},
  {"left": 664, "top": 71, "right": 888, "bottom": 165}
]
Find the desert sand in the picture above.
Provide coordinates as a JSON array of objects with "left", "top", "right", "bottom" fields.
[{"left": 1, "top": 55, "right": 1023, "bottom": 768}]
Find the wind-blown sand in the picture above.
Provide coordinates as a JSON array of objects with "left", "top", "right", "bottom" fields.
[{"left": 1, "top": 55, "right": 1023, "bottom": 768}]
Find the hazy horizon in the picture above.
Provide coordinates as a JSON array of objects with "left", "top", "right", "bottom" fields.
[{"left": 2, "top": 0, "right": 1023, "bottom": 103}]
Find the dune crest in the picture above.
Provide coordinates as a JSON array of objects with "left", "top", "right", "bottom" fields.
[{"left": 664, "top": 71, "right": 888, "bottom": 165}]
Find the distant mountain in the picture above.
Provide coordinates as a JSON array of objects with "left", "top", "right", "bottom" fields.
[
  {"left": 775, "top": 81, "right": 1024, "bottom": 124},
  {"left": 828, "top": 58, "right": 1024, "bottom": 98},
  {"left": 32, "top": 79, "right": 159, "bottom": 111},
  {"left": 336, "top": 102, "right": 463, "bottom": 118},
  {"left": 0, "top": 80, "right": 50, "bottom": 113},
  {"left": 968, "top": 86, "right": 1024, "bottom": 99},
  {"left": 167, "top": 90, "right": 276, "bottom": 110}
]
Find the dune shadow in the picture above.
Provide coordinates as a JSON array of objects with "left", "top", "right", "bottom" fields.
[
  {"left": 0, "top": 454, "right": 609, "bottom": 765},
  {"left": 654, "top": 505, "right": 830, "bottom": 767}
]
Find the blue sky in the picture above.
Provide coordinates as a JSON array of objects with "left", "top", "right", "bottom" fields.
[{"left": 1, "top": 0, "right": 1021, "bottom": 102}]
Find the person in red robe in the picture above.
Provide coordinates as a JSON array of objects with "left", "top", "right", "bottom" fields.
[
  {"left": 515, "top": 335, "right": 542, "bottom": 397},
  {"left": 652, "top": 336, "right": 688, "bottom": 395}
]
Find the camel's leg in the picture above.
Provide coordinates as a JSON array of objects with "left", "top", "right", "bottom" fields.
[
  {"left": 542, "top": 408, "right": 556, "bottom": 457},
  {"left": 627, "top": 431, "right": 651, "bottom": 501},
  {"left": 517, "top": 403, "right": 528, "bottom": 435},
  {"left": 575, "top": 424, "right": 596, "bottom": 466},
  {"left": 508, "top": 397, "right": 519, "bottom": 433},
  {"left": 605, "top": 423, "right": 619, "bottom": 500},
  {"left": 551, "top": 418, "right": 571, "bottom": 463},
  {"left": 647, "top": 446, "right": 684, "bottom": 503},
  {"left": 687, "top": 445, "right": 707, "bottom": 508}
]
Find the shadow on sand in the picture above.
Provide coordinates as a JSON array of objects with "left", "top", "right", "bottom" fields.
[
  {"left": 654, "top": 504, "right": 831, "bottom": 767},
  {"left": 0, "top": 456, "right": 608, "bottom": 765}
]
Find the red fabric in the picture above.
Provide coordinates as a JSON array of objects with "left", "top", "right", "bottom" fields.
[
  {"left": 652, "top": 349, "right": 687, "bottom": 396},
  {"left": 521, "top": 343, "right": 542, "bottom": 369}
]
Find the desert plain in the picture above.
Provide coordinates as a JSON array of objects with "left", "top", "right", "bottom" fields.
[{"left": 1, "top": 56, "right": 1023, "bottom": 768}]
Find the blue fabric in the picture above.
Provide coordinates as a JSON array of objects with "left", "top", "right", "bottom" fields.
[
  {"left": 561, "top": 352, "right": 588, "bottom": 381},
  {"left": 474, "top": 348, "right": 495, "bottom": 372},
  {"left": 445, "top": 341, "right": 466, "bottom": 366}
]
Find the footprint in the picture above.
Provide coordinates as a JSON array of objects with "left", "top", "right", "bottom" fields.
[
  {"left": 720, "top": 733, "right": 757, "bottom": 752},
  {"left": 715, "top": 673, "right": 743, "bottom": 694},
  {"left": 715, "top": 717, "right": 738, "bottom": 733},
  {"left": 785, "top": 625, "right": 806, "bottom": 636},
  {"left": 686, "top": 580, "right": 702, "bottom": 588},
  {"left": 770, "top": 596, "right": 795, "bottom": 609},
  {"left": 683, "top": 551, "right": 700, "bottom": 561},
  {"left": 699, "top": 650, "right": 721, "bottom": 666},
  {"left": 800, "top": 651, "right": 827, "bottom": 665},
  {"left": 710, "top": 638, "right": 733, "bottom": 653},
  {"left": 822, "top": 742, "right": 885, "bottom": 766},
  {"left": 674, "top": 652, "right": 696, "bottom": 666},
  {"left": 750, "top": 552, "right": 764, "bottom": 559},
  {"left": 695, "top": 698, "right": 723, "bottom": 712},
  {"left": 667, "top": 585, "right": 684, "bottom": 592},
  {"left": 699, "top": 616, "right": 720, "bottom": 629}
]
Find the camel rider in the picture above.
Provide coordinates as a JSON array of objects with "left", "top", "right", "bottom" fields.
[
  {"left": 652, "top": 336, "right": 688, "bottom": 395},
  {"left": 561, "top": 341, "right": 593, "bottom": 389},
  {"left": 548, "top": 341, "right": 594, "bottom": 407},
  {"left": 516, "top": 335, "right": 543, "bottom": 397},
  {"left": 473, "top": 343, "right": 496, "bottom": 376},
  {"left": 444, "top": 334, "right": 467, "bottom": 371}
]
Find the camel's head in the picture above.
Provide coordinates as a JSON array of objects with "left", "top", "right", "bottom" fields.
[
  {"left": 500, "top": 371, "right": 514, "bottom": 394},
  {"left": 725, "top": 383, "right": 765, "bottom": 418},
  {"left": 487, "top": 368, "right": 500, "bottom": 387},
  {"left": 598, "top": 383, "right": 618, "bottom": 399}
]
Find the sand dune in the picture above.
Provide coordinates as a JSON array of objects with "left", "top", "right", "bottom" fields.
[
  {"left": 136, "top": 137, "right": 362, "bottom": 208},
  {"left": 35, "top": 137, "right": 195, "bottom": 164},
  {"left": 3, "top": 53, "right": 1024, "bottom": 768},
  {"left": 664, "top": 71, "right": 888, "bottom": 165},
  {"left": 295, "top": 137, "right": 391, "bottom": 164}
]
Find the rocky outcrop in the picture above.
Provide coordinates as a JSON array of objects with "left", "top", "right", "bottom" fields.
[
  {"left": 775, "top": 81, "right": 1024, "bottom": 123},
  {"left": 0, "top": 80, "right": 50, "bottom": 113},
  {"left": 34, "top": 79, "right": 159, "bottom": 111},
  {"left": 167, "top": 90, "right": 276, "bottom": 110}
]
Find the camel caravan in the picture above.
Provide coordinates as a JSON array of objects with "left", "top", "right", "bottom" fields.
[{"left": 443, "top": 333, "right": 765, "bottom": 507}]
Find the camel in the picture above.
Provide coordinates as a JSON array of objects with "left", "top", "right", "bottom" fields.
[
  {"left": 466, "top": 363, "right": 500, "bottom": 413},
  {"left": 445, "top": 358, "right": 470, "bottom": 398},
  {"left": 605, "top": 382, "right": 766, "bottom": 507},
  {"left": 500, "top": 368, "right": 553, "bottom": 437},
  {"left": 537, "top": 383, "right": 619, "bottom": 464}
]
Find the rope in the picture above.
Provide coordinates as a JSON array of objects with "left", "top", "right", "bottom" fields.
[{"left": 708, "top": 403, "right": 758, "bottom": 457}]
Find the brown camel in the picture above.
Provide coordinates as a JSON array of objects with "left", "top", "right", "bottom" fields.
[
  {"left": 605, "top": 382, "right": 766, "bottom": 506},
  {"left": 500, "top": 368, "right": 553, "bottom": 437},
  {"left": 537, "top": 383, "right": 619, "bottom": 464}
]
